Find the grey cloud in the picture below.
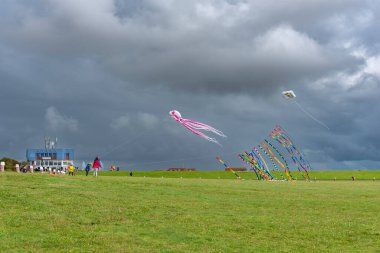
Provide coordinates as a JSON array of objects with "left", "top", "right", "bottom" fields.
[
  {"left": 110, "top": 112, "right": 159, "bottom": 130},
  {"left": 0, "top": 0, "right": 365, "bottom": 94},
  {"left": 110, "top": 115, "right": 131, "bottom": 130},
  {"left": 136, "top": 112, "right": 159, "bottom": 128},
  {"left": 45, "top": 107, "right": 79, "bottom": 132}
]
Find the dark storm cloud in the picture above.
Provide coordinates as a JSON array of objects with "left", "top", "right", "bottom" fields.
[
  {"left": 0, "top": 0, "right": 379, "bottom": 170},
  {"left": 0, "top": 0, "right": 366, "bottom": 93}
]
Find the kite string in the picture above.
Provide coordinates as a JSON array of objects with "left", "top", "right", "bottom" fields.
[
  {"left": 294, "top": 101, "right": 330, "bottom": 130},
  {"left": 99, "top": 116, "right": 171, "bottom": 159},
  {"left": 99, "top": 131, "right": 147, "bottom": 158}
]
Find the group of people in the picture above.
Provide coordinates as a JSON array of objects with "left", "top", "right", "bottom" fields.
[
  {"left": 47, "top": 164, "right": 77, "bottom": 175},
  {"left": 43, "top": 156, "right": 103, "bottom": 177},
  {"left": 21, "top": 165, "right": 78, "bottom": 175},
  {"left": 84, "top": 156, "right": 102, "bottom": 177},
  {"left": 20, "top": 157, "right": 104, "bottom": 177},
  {"left": 38, "top": 159, "right": 100, "bottom": 176}
]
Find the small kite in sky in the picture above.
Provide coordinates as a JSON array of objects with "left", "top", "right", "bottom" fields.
[
  {"left": 282, "top": 90, "right": 329, "bottom": 130},
  {"left": 282, "top": 90, "right": 296, "bottom": 99},
  {"left": 169, "top": 110, "right": 226, "bottom": 145}
]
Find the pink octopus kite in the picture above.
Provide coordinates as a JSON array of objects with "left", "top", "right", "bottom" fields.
[{"left": 169, "top": 110, "right": 226, "bottom": 145}]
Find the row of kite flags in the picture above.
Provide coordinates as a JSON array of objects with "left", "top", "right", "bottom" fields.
[{"left": 217, "top": 125, "right": 311, "bottom": 181}]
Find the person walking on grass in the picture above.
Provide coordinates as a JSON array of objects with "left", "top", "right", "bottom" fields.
[
  {"left": 85, "top": 163, "right": 91, "bottom": 176},
  {"left": 92, "top": 156, "right": 102, "bottom": 177}
]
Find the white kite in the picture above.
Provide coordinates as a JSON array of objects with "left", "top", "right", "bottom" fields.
[
  {"left": 282, "top": 90, "right": 296, "bottom": 99},
  {"left": 282, "top": 90, "right": 329, "bottom": 130}
]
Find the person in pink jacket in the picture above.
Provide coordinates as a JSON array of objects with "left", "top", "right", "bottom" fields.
[{"left": 92, "top": 156, "right": 102, "bottom": 177}]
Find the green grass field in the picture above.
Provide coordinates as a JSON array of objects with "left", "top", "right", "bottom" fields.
[{"left": 1, "top": 172, "right": 379, "bottom": 252}]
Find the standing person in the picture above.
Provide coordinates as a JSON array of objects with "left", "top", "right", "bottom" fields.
[
  {"left": 68, "top": 164, "right": 75, "bottom": 176},
  {"left": 85, "top": 163, "right": 91, "bottom": 176},
  {"left": 92, "top": 157, "right": 102, "bottom": 177}
]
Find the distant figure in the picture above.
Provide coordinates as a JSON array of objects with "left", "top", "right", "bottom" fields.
[
  {"left": 85, "top": 163, "right": 91, "bottom": 176},
  {"left": 68, "top": 164, "right": 75, "bottom": 176},
  {"left": 130, "top": 171, "right": 133, "bottom": 177},
  {"left": 352, "top": 176, "right": 356, "bottom": 181},
  {"left": 92, "top": 157, "right": 102, "bottom": 177},
  {"left": 116, "top": 166, "right": 119, "bottom": 171}
]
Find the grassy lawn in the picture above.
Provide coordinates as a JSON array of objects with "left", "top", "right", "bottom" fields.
[{"left": 0, "top": 172, "right": 379, "bottom": 252}]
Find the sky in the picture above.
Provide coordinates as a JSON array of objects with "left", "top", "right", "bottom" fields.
[{"left": 0, "top": 0, "right": 379, "bottom": 170}]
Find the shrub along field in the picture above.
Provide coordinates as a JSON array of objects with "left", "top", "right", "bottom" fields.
[{"left": 0, "top": 172, "right": 379, "bottom": 252}]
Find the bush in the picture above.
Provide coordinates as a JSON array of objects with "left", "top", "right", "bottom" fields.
[{"left": 0, "top": 157, "right": 26, "bottom": 171}]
